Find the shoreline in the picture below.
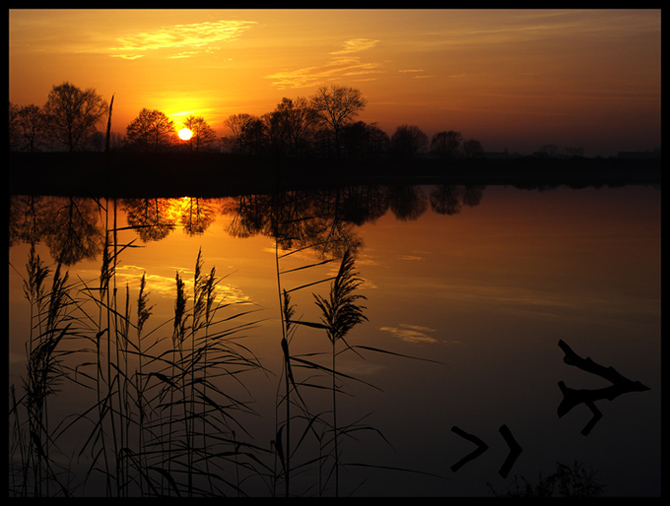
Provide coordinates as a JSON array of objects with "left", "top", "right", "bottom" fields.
[{"left": 9, "top": 152, "right": 661, "bottom": 198}]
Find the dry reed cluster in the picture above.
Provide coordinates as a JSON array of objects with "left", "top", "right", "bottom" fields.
[{"left": 9, "top": 195, "right": 411, "bottom": 497}]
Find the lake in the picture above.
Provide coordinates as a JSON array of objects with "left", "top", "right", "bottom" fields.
[{"left": 8, "top": 181, "right": 661, "bottom": 497}]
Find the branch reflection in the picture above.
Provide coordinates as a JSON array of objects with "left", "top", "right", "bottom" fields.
[
  {"left": 9, "top": 195, "right": 103, "bottom": 265},
  {"left": 556, "top": 339, "right": 650, "bottom": 436},
  {"left": 9, "top": 184, "right": 485, "bottom": 265}
]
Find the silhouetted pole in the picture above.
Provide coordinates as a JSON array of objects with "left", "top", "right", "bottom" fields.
[{"left": 105, "top": 95, "right": 114, "bottom": 155}]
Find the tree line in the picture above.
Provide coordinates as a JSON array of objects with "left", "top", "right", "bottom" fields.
[{"left": 10, "top": 81, "right": 486, "bottom": 159}]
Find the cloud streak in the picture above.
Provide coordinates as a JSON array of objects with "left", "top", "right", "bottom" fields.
[
  {"left": 265, "top": 38, "right": 381, "bottom": 89},
  {"left": 330, "top": 38, "right": 379, "bottom": 55},
  {"left": 109, "top": 19, "right": 256, "bottom": 60},
  {"left": 379, "top": 323, "right": 439, "bottom": 344}
]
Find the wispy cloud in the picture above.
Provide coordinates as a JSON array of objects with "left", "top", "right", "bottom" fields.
[
  {"left": 330, "top": 38, "right": 379, "bottom": 55},
  {"left": 168, "top": 51, "right": 200, "bottom": 59},
  {"left": 109, "top": 19, "right": 256, "bottom": 60},
  {"left": 398, "top": 68, "right": 433, "bottom": 79},
  {"left": 109, "top": 54, "right": 144, "bottom": 60},
  {"left": 379, "top": 323, "right": 439, "bottom": 344},
  {"left": 265, "top": 38, "right": 381, "bottom": 89},
  {"left": 398, "top": 255, "right": 423, "bottom": 261}
]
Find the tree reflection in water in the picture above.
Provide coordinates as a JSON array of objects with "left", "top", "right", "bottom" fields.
[
  {"left": 9, "top": 184, "right": 480, "bottom": 497},
  {"left": 121, "top": 198, "right": 175, "bottom": 242},
  {"left": 9, "top": 185, "right": 486, "bottom": 264},
  {"left": 8, "top": 183, "right": 660, "bottom": 497},
  {"left": 9, "top": 195, "right": 104, "bottom": 265}
]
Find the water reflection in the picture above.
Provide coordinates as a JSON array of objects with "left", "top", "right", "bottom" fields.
[
  {"left": 450, "top": 423, "right": 522, "bottom": 479},
  {"left": 122, "top": 198, "right": 177, "bottom": 242},
  {"left": 9, "top": 195, "right": 104, "bottom": 265},
  {"left": 557, "top": 339, "right": 650, "bottom": 436},
  {"left": 9, "top": 184, "right": 486, "bottom": 265},
  {"left": 8, "top": 183, "right": 661, "bottom": 497},
  {"left": 8, "top": 184, "right": 488, "bottom": 498},
  {"left": 430, "top": 184, "right": 484, "bottom": 215}
]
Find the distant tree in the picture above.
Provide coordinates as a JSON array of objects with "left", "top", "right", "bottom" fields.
[
  {"left": 84, "top": 130, "right": 106, "bottom": 152},
  {"left": 126, "top": 108, "right": 177, "bottom": 152},
  {"left": 183, "top": 115, "right": 217, "bottom": 152},
  {"left": 9, "top": 102, "right": 21, "bottom": 151},
  {"left": 431, "top": 130, "right": 462, "bottom": 158},
  {"left": 390, "top": 124, "right": 428, "bottom": 158},
  {"left": 109, "top": 131, "right": 126, "bottom": 151},
  {"left": 16, "top": 104, "right": 48, "bottom": 152},
  {"left": 266, "top": 97, "right": 314, "bottom": 156},
  {"left": 223, "top": 113, "right": 252, "bottom": 139},
  {"left": 538, "top": 144, "right": 561, "bottom": 158},
  {"left": 341, "top": 121, "right": 390, "bottom": 160},
  {"left": 463, "top": 138, "right": 484, "bottom": 158},
  {"left": 224, "top": 113, "right": 255, "bottom": 154},
  {"left": 10, "top": 102, "right": 54, "bottom": 152},
  {"left": 365, "top": 123, "right": 391, "bottom": 157},
  {"left": 340, "top": 121, "right": 368, "bottom": 159},
  {"left": 563, "top": 146, "right": 585, "bottom": 158},
  {"left": 219, "top": 135, "right": 238, "bottom": 154},
  {"left": 309, "top": 85, "right": 367, "bottom": 157},
  {"left": 241, "top": 116, "right": 269, "bottom": 155},
  {"left": 43, "top": 82, "right": 109, "bottom": 152}
]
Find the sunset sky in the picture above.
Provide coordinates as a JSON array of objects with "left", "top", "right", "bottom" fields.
[{"left": 9, "top": 9, "right": 661, "bottom": 156}]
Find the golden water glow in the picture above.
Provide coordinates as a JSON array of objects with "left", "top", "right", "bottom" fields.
[{"left": 7, "top": 186, "right": 661, "bottom": 496}]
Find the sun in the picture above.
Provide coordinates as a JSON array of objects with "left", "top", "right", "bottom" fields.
[{"left": 178, "top": 128, "right": 193, "bottom": 141}]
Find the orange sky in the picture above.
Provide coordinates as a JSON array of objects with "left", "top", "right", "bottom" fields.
[{"left": 9, "top": 9, "right": 661, "bottom": 156}]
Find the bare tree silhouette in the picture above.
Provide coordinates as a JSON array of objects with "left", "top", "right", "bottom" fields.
[
  {"left": 43, "top": 82, "right": 108, "bottom": 152},
  {"left": 430, "top": 130, "right": 462, "bottom": 158},
  {"left": 183, "top": 115, "right": 217, "bottom": 152},
  {"left": 390, "top": 124, "right": 428, "bottom": 158},
  {"left": 310, "top": 85, "right": 367, "bottom": 157},
  {"left": 126, "top": 108, "right": 177, "bottom": 152}
]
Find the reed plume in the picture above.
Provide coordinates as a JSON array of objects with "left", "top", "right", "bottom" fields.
[{"left": 313, "top": 249, "right": 367, "bottom": 497}]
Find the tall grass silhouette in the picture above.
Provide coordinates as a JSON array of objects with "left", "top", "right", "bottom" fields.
[
  {"left": 9, "top": 193, "right": 440, "bottom": 497},
  {"left": 9, "top": 199, "right": 266, "bottom": 497},
  {"left": 312, "top": 249, "right": 368, "bottom": 497},
  {"left": 11, "top": 246, "right": 75, "bottom": 496}
]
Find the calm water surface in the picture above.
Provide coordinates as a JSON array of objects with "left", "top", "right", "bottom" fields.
[{"left": 8, "top": 183, "right": 661, "bottom": 497}]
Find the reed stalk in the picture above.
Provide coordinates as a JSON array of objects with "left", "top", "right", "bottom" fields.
[
  {"left": 168, "top": 270, "right": 188, "bottom": 492},
  {"left": 273, "top": 234, "right": 331, "bottom": 496},
  {"left": 11, "top": 193, "right": 421, "bottom": 497},
  {"left": 13, "top": 243, "right": 76, "bottom": 496},
  {"left": 202, "top": 266, "right": 216, "bottom": 488},
  {"left": 11, "top": 197, "right": 274, "bottom": 497},
  {"left": 135, "top": 273, "right": 152, "bottom": 495},
  {"left": 274, "top": 239, "right": 291, "bottom": 496},
  {"left": 313, "top": 249, "right": 367, "bottom": 497}
]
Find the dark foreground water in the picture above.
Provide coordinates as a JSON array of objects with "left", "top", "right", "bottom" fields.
[{"left": 8, "top": 182, "right": 661, "bottom": 497}]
